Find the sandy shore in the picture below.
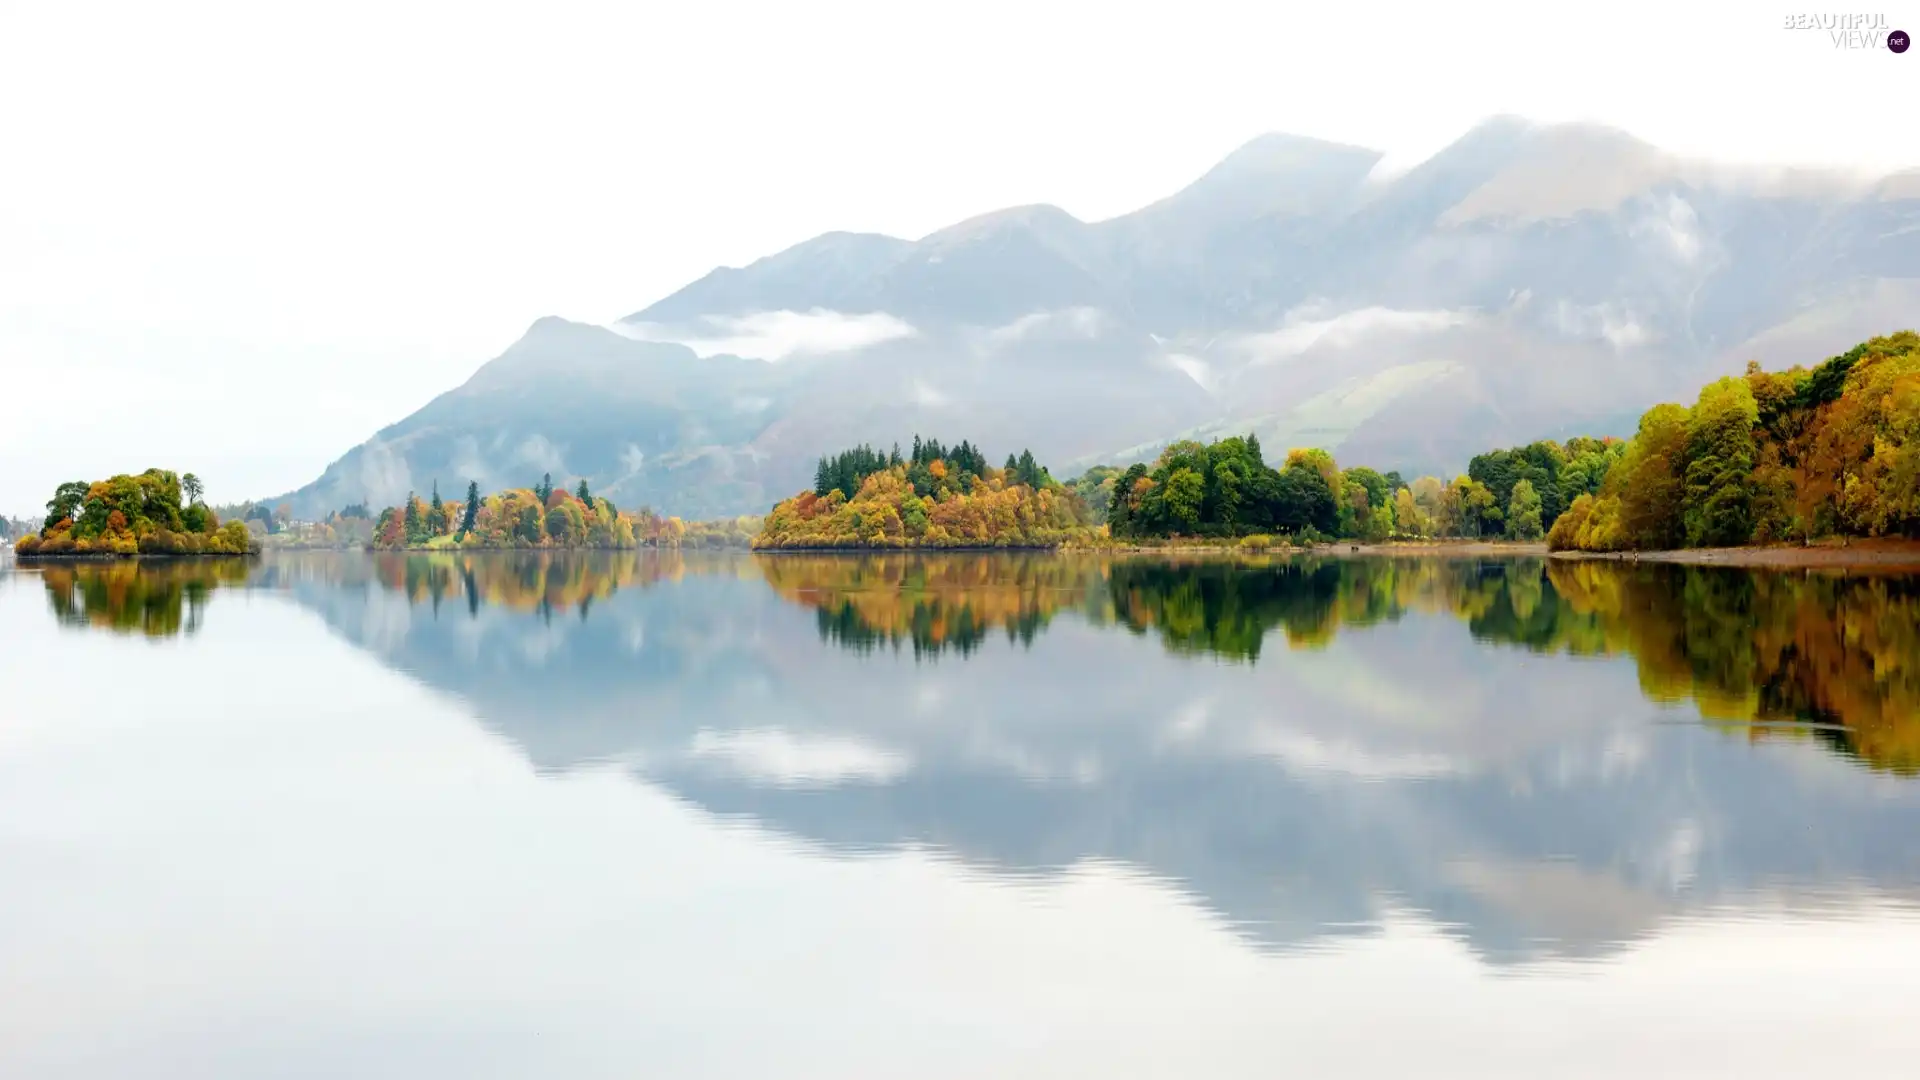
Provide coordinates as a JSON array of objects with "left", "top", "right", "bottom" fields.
[
  {"left": 1547, "top": 538, "right": 1920, "bottom": 570},
  {"left": 1318, "top": 541, "right": 1549, "bottom": 559},
  {"left": 1099, "top": 537, "right": 1920, "bottom": 570}
]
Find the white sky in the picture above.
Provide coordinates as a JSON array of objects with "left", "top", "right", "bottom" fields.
[{"left": 2, "top": 0, "right": 1916, "bottom": 515}]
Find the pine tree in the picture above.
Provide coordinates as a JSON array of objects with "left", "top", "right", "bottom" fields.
[
  {"left": 462, "top": 481, "right": 480, "bottom": 534},
  {"left": 1018, "top": 449, "right": 1040, "bottom": 488},
  {"left": 815, "top": 457, "right": 832, "bottom": 496},
  {"left": 577, "top": 478, "right": 591, "bottom": 506}
]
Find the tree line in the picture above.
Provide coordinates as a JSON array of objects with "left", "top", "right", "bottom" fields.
[
  {"left": 371, "top": 473, "right": 759, "bottom": 551},
  {"left": 1095, "top": 433, "right": 1622, "bottom": 545},
  {"left": 764, "top": 434, "right": 1088, "bottom": 549},
  {"left": 1551, "top": 331, "right": 1920, "bottom": 550}
]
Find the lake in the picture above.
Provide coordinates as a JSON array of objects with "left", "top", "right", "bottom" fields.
[{"left": 4, "top": 550, "right": 1920, "bottom": 1077}]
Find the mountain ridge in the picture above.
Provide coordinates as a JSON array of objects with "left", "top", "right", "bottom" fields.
[{"left": 270, "top": 116, "right": 1920, "bottom": 519}]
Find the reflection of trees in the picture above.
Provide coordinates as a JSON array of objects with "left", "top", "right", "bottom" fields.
[
  {"left": 266, "top": 550, "right": 753, "bottom": 623},
  {"left": 757, "top": 553, "right": 1109, "bottom": 659},
  {"left": 41, "top": 549, "right": 1920, "bottom": 775},
  {"left": 1542, "top": 563, "right": 1920, "bottom": 775},
  {"left": 1105, "top": 557, "right": 1574, "bottom": 661},
  {"left": 764, "top": 553, "right": 1920, "bottom": 774},
  {"left": 1110, "top": 558, "right": 1920, "bottom": 773},
  {"left": 38, "top": 560, "right": 252, "bottom": 638}
]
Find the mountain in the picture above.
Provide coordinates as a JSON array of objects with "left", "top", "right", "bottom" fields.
[{"left": 273, "top": 117, "right": 1920, "bottom": 519}]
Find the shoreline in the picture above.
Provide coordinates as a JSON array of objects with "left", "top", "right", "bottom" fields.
[
  {"left": 1548, "top": 539, "right": 1920, "bottom": 569},
  {"left": 14, "top": 551, "right": 258, "bottom": 563}
]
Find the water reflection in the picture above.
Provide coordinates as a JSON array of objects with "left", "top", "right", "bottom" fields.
[
  {"left": 36, "top": 558, "right": 252, "bottom": 638},
  {"left": 24, "top": 550, "right": 1920, "bottom": 964},
  {"left": 33, "top": 552, "right": 1920, "bottom": 774}
]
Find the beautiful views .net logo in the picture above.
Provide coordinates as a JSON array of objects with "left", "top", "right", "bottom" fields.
[{"left": 1783, "top": 13, "right": 1911, "bottom": 50}]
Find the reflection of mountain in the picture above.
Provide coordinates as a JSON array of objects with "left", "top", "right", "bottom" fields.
[{"left": 233, "top": 551, "right": 1920, "bottom": 966}]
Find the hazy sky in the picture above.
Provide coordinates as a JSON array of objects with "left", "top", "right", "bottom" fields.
[{"left": 2, "top": 0, "right": 1916, "bottom": 514}]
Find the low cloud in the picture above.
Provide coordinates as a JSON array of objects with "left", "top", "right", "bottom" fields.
[
  {"left": 1631, "top": 193, "right": 1703, "bottom": 265},
  {"left": 1164, "top": 353, "right": 1217, "bottom": 392},
  {"left": 986, "top": 306, "right": 1107, "bottom": 345},
  {"left": 353, "top": 438, "right": 414, "bottom": 507},
  {"left": 616, "top": 308, "right": 917, "bottom": 361},
  {"left": 688, "top": 728, "right": 912, "bottom": 787},
  {"left": 1550, "top": 300, "right": 1655, "bottom": 349},
  {"left": 515, "top": 433, "right": 567, "bottom": 474},
  {"left": 1233, "top": 304, "right": 1479, "bottom": 364}
]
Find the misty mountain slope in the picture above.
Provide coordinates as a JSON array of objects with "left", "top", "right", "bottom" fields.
[
  {"left": 279, "top": 318, "right": 792, "bottom": 519},
  {"left": 276, "top": 117, "right": 1920, "bottom": 518}
]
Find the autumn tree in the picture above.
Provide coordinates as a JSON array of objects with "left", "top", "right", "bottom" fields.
[{"left": 44, "top": 481, "right": 89, "bottom": 530}]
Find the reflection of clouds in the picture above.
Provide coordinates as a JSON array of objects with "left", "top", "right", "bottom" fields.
[
  {"left": 1660, "top": 820, "right": 1703, "bottom": 892},
  {"left": 912, "top": 680, "right": 945, "bottom": 713},
  {"left": 358, "top": 587, "right": 413, "bottom": 655},
  {"left": 1161, "top": 698, "right": 1214, "bottom": 745},
  {"left": 515, "top": 622, "right": 568, "bottom": 666},
  {"left": 1244, "top": 726, "right": 1467, "bottom": 781},
  {"left": 688, "top": 728, "right": 912, "bottom": 788},
  {"left": 960, "top": 729, "right": 1104, "bottom": 786},
  {"left": 1441, "top": 857, "right": 1674, "bottom": 945}
]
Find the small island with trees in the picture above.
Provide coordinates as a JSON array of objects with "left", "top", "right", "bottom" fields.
[{"left": 14, "top": 470, "right": 256, "bottom": 558}]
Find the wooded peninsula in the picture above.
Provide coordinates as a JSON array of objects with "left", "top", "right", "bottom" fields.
[{"left": 751, "top": 332, "right": 1917, "bottom": 553}]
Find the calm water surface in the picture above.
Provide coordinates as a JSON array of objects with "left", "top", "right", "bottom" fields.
[{"left": 4, "top": 550, "right": 1920, "bottom": 1077}]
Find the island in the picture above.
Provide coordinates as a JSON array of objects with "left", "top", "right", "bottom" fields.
[{"left": 14, "top": 470, "right": 255, "bottom": 558}]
